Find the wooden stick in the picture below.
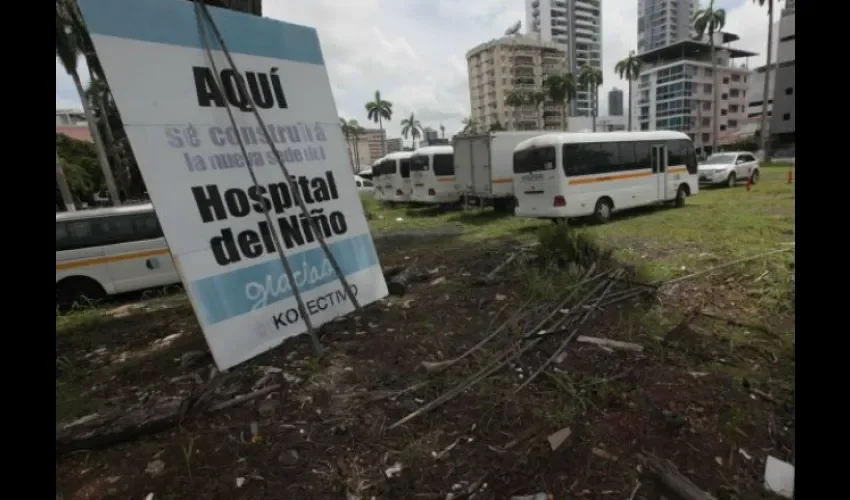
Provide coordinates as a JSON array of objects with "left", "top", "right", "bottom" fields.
[{"left": 575, "top": 335, "right": 644, "bottom": 353}]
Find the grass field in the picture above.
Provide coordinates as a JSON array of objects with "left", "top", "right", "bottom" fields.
[{"left": 365, "top": 164, "right": 794, "bottom": 282}]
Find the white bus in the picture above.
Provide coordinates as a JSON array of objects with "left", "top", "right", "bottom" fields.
[
  {"left": 409, "top": 145, "right": 460, "bottom": 204},
  {"left": 56, "top": 204, "right": 180, "bottom": 308},
  {"left": 513, "top": 131, "right": 698, "bottom": 223},
  {"left": 374, "top": 151, "right": 413, "bottom": 203}
]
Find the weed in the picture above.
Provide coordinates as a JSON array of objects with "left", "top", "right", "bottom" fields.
[{"left": 181, "top": 435, "right": 197, "bottom": 480}]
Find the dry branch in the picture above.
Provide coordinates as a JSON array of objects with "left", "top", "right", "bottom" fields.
[
  {"left": 638, "top": 453, "right": 717, "bottom": 500},
  {"left": 57, "top": 384, "right": 281, "bottom": 456},
  {"left": 575, "top": 335, "right": 644, "bottom": 353}
]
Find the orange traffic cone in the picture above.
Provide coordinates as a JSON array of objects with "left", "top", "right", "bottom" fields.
[{"left": 787, "top": 167, "right": 793, "bottom": 184}]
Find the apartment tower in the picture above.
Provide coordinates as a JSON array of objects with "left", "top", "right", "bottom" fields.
[
  {"left": 608, "top": 88, "right": 624, "bottom": 116},
  {"left": 637, "top": 0, "right": 699, "bottom": 53},
  {"left": 632, "top": 33, "right": 755, "bottom": 154},
  {"left": 467, "top": 34, "right": 568, "bottom": 132},
  {"left": 525, "top": 0, "right": 602, "bottom": 117}
]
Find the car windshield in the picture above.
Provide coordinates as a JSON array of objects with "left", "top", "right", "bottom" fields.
[{"left": 702, "top": 154, "right": 737, "bottom": 165}]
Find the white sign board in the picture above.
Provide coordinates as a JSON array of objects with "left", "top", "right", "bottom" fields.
[{"left": 77, "top": 0, "right": 388, "bottom": 370}]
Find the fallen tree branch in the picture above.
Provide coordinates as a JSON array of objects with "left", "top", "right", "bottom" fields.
[
  {"left": 575, "top": 335, "right": 644, "bottom": 353},
  {"left": 638, "top": 452, "right": 717, "bottom": 500},
  {"left": 57, "top": 384, "right": 281, "bottom": 456},
  {"left": 695, "top": 310, "right": 784, "bottom": 337}
]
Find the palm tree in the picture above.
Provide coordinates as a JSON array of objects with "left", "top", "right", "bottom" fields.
[
  {"left": 365, "top": 90, "right": 393, "bottom": 156},
  {"left": 614, "top": 51, "right": 642, "bottom": 131},
  {"left": 440, "top": 123, "right": 445, "bottom": 139},
  {"left": 693, "top": 0, "right": 727, "bottom": 154},
  {"left": 461, "top": 117, "right": 477, "bottom": 135},
  {"left": 578, "top": 65, "right": 603, "bottom": 132},
  {"left": 754, "top": 0, "right": 775, "bottom": 160},
  {"left": 544, "top": 72, "right": 577, "bottom": 131},
  {"left": 504, "top": 90, "right": 526, "bottom": 130},
  {"left": 529, "top": 91, "right": 547, "bottom": 129},
  {"left": 400, "top": 113, "right": 423, "bottom": 149},
  {"left": 340, "top": 118, "right": 363, "bottom": 173},
  {"left": 56, "top": 0, "right": 121, "bottom": 206}
]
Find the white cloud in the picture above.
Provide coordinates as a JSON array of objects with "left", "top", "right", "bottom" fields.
[{"left": 55, "top": 0, "right": 778, "bottom": 140}]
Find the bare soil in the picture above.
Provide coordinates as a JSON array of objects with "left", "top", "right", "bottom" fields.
[{"left": 56, "top": 239, "right": 794, "bottom": 500}]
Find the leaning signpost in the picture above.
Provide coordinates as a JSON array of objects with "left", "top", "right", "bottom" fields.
[{"left": 76, "top": 0, "right": 388, "bottom": 370}]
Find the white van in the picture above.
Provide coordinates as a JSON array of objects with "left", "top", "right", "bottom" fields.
[
  {"left": 375, "top": 151, "right": 413, "bottom": 203},
  {"left": 513, "top": 131, "right": 699, "bottom": 223},
  {"left": 56, "top": 203, "right": 180, "bottom": 308},
  {"left": 454, "top": 131, "right": 548, "bottom": 211},
  {"left": 410, "top": 145, "right": 460, "bottom": 204}
]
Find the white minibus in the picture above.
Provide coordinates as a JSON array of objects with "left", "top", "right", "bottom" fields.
[
  {"left": 513, "top": 131, "right": 699, "bottom": 223},
  {"left": 409, "top": 145, "right": 460, "bottom": 204},
  {"left": 375, "top": 151, "right": 413, "bottom": 203},
  {"left": 56, "top": 204, "right": 180, "bottom": 308}
]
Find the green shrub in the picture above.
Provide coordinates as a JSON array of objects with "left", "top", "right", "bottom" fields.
[{"left": 536, "top": 224, "right": 612, "bottom": 268}]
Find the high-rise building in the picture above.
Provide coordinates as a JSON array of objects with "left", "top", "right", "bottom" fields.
[
  {"left": 422, "top": 127, "right": 439, "bottom": 144},
  {"left": 637, "top": 0, "right": 699, "bottom": 53},
  {"left": 385, "top": 138, "right": 402, "bottom": 153},
  {"left": 467, "top": 34, "right": 568, "bottom": 132},
  {"left": 745, "top": 7, "right": 794, "bottom": 148},
  {"left": 525, "top": 0, "right": 602, "bottom": 117},
  {"left": 608, "top": 88, "right": 624, "bottom": 116},
  {"left": 632, "top": 33, "right": 755, "bottom": 153}
]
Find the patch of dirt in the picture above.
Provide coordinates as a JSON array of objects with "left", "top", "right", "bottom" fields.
[{"left": 56, "top": 238, "right": 794, "bottom": 500}]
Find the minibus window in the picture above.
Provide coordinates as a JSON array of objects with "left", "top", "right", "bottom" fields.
[
  {"left": 513, "top": 146, "right": 556, "bottom": 173},
  {"left": 410, "top": 155, "right": 429, "bottom": 171},
  {"left": 433, "top": 154, "right": 454, "bottom": 176},
  {"left": 400, "top": 159, "right": 411, "bottom": 178}
]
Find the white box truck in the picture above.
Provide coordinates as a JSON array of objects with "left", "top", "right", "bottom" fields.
[{"left": 453, "top": 131, "right": 550, "bottom": 211}]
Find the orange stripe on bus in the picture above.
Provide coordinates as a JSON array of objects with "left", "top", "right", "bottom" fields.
[
  {"left": 568, "top": 171, "right": 653, "bottom": 185},
  {"left": 437, "top": 177, "right": 456, "bottom": 183},
  {"left": 492, "top": 178, "right": 513, "bottom": 184},
  {"left": 668, "top": 167, "right": 688, "bottom": 173},
  {"left": 56, "top": 248, "right": 171, "bottom": 271}
]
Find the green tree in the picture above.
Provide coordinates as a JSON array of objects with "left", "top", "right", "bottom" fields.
[
  {"left": 578, "top": 65, "right": 603, "bottom": 132},
  {"left": 614, "top": 51, "right": 642, "bottom": 131},
  {"left": 56, "top": 0, "right": 121, "bottom": 205},
  {"left": 489, "top": 121, "right": 505, "bottom": 132},
  {"left": 753, "top": 0, "right": 775, "bottom": 160},
  {"left": 461, "top": 117, "right": 477, "bottom": 135},
  {"left": 365, "top": 90, "right": 393, "bottom": 156},
  {"left": 439, "top": 123, "right": 446, "bottom": 138},
  {"left": 400, "top": 113, "right": 423, "bottom": 149},
  {"left": 693, "top": 0, "right": 727, "bottom": 154},
  {"left": 544, "top": 73, "right": 576, "bottom": 131},
  {"left": 529, "top": 91, "right": 547, "bottom": 130},
  {"left": 504, "top": 90, "right": 526, "bottom": 130}
]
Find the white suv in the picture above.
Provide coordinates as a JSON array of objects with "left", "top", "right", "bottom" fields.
[{"left": 697, "top": 151, "right": 760, "bottom": 188}]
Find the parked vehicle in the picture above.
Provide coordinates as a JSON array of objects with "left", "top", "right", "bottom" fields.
[
  {"left": 697, "top": 151, "right": 760, "bottom": 187},
  {"left": 354, "top": 174, "right": 374, "bottom": 194},
  {"left": 513, "top": 131, "right": 699, "bottom": 224},
  {"left": 409, "top": 145, "right": 459, "bottom": 204},
  {"left": 56, "top": 204, "right": 180, "bottom": 308},
  {"left": 453, "top": 131, "right": 548, "bottom": 211},
  {"left": 373, "top": 151, "right": 413, "bottom": 203}
]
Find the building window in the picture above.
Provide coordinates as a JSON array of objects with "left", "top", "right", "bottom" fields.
[
  {"left": 731, "top": 74, "right": 741, "bottom": 82},
  {"left": 783, "top": 113, "right": 791, "bottom": 120},
  {"left": 701, "top": 118, "right": 710, "bottom": 126},
  {"left": 701, "top": 133, "right": 710, "bottom": 143},
  {"left": 704, "top": 68, "right": 713, "bottom": 77},
  {"left": 721, "top": 109, "right": 727, "bottom": 116},
  {"left": 704, "top": 84, "right": 712, "bottom": 94},
  {"left": 721, "top": 93, "right": 728, "bottom": 100},
  {"left": 785, "top": 87, "right": 794, "bottom": 95},
  {"left": 720, "top": 124, "right": 727, "bottom": 131},
  {"left": 729, "top": 120, "right": 738, "bottom": 128}
]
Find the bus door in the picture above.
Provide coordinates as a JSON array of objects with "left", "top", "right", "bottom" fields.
[{"left": 651, "top": 144, "right": 668, "bottom": 201}]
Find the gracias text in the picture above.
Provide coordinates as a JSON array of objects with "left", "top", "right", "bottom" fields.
[{"left": 191, "top": 171, "right": 347, "bottom": 267}]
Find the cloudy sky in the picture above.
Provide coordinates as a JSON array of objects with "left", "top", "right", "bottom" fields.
[{"left": 56, "top": 0, "right": 778, "bottom": 143}]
